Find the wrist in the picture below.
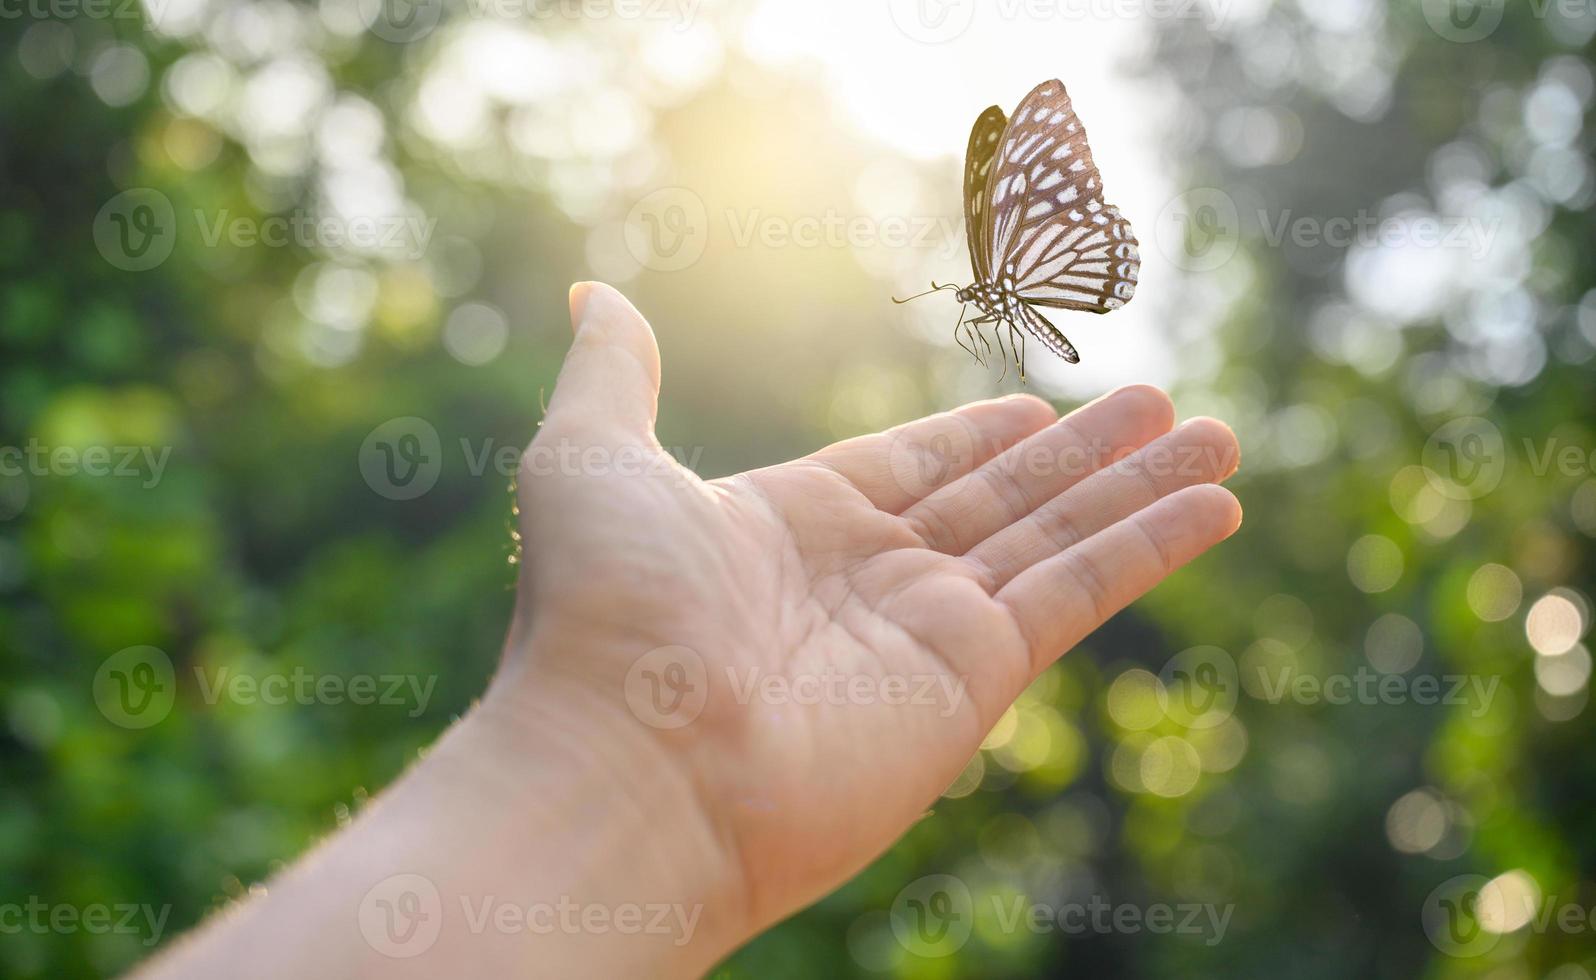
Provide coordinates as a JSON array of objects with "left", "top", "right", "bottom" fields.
[
  {"left": 141, "top": 646, "right": 750, "bottom": 980},
  {"left": 446, "top": 664, "right": 750, "bottom": 976}
]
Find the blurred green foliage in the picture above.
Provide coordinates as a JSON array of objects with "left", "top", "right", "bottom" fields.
[{"left": 2, "top": 1, "right": 1594, "bottom": 978}]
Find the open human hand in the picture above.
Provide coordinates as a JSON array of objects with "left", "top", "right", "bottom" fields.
[
  {"left": 140, "top": 281, "right": 1242, "bottom": 980},
  {"left": 490, "top": 282, "right": 1243, "bottom": 945}
]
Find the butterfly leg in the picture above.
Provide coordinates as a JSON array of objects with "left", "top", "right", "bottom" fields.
[
  {"left": 963, "top": 317, "right": 989, "bottom": 362},
  {"left": 963, "top": 314, "right": 989, "bottom": 365},
  {"left": 966, "top": 321, "right": 990, "bottom": 368},
  {"left": 1011, "top": 322, "right": 1027, "bottom": 382},
  {"left": 963, "top": 315, "right": 999, "bottom": 366},
  {"left": 952, "top": 304, "right": 981, "bottom": 364},
  {"left": 993, "top": 324, "right": 1011, "bottom": 384}
]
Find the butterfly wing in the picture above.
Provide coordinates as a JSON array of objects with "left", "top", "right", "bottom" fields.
[
  {"left": 963, "top": 105, "right": 1008, "bottom": 284},
  {"left": 985, "top": 80, "right": 1140, "bottom": 316}
]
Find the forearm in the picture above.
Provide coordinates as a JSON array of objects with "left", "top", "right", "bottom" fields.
[{"left": 138, "top": 676, "right": 746, "bottom": 980}]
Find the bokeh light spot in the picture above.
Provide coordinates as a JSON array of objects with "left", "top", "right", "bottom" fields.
[
  {"left": 1365, "top": 613, "right": 1424, "bottom": 674},
  {"left": 1527, "top": 593, "right": 1586, "bottom": 656},
  {"left": 1385, "top": 788, "right": 1449, "bottom": 855},
  {"left": 1106, "top": 669, "right": 1165, "bottom": 732},
  {"left": 1348, "top": 534, "right": 1404, "bottom": 593},
  {"left": 1140, "top": 736, "right": 1202, "bottom": 798},
  {"left": 1466, "top": 563, "right": 1523, "bottom": 622}
]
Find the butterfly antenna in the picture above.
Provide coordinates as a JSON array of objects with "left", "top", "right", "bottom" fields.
[{"left": 892, "top": 282, "right": 959, "bottom": 305}]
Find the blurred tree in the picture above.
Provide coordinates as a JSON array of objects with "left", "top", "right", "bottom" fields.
[{"left": 2, "top": 1, "right": 1593, "bottom": 978}]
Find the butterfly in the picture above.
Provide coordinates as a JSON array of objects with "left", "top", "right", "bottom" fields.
[{"left": 895, "top": 79, "right": 1140, "bottom": 379}]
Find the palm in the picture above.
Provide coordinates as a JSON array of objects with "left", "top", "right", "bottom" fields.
[{"left": 508, "top": 284, "right": 1242, "bottom": 932}]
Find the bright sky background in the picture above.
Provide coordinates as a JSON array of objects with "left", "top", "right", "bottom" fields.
[{"left": 740, "top": 0, "right": 1193, "bottom": 396}]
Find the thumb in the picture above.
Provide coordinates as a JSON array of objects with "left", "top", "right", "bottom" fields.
[{"left": 544, "top": 281, "right": 662, "bottom": 443}]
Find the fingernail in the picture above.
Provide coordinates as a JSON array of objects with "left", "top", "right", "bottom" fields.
[{"left": 568, "top": 281, "right": 597, "bottom": 334}]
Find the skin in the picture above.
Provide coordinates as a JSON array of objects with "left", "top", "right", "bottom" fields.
[{"left": 139, "top": 282, "right": 1242, "bottom": 979}]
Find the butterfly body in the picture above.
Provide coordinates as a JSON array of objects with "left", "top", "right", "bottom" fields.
[
  {"left": 895, "top": 80, "right": 1140, "bottom": 378},
  {"left": 954, "top": 281, "right": 1019, "bottom": 321}
]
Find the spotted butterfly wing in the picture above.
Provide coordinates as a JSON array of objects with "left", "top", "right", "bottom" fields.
[
  {"left": 981, "top": 80, "right": 1139, "bottom": 363},
  {"left": 963, "top": 105, "right": 1008, "bottom": 285}
]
